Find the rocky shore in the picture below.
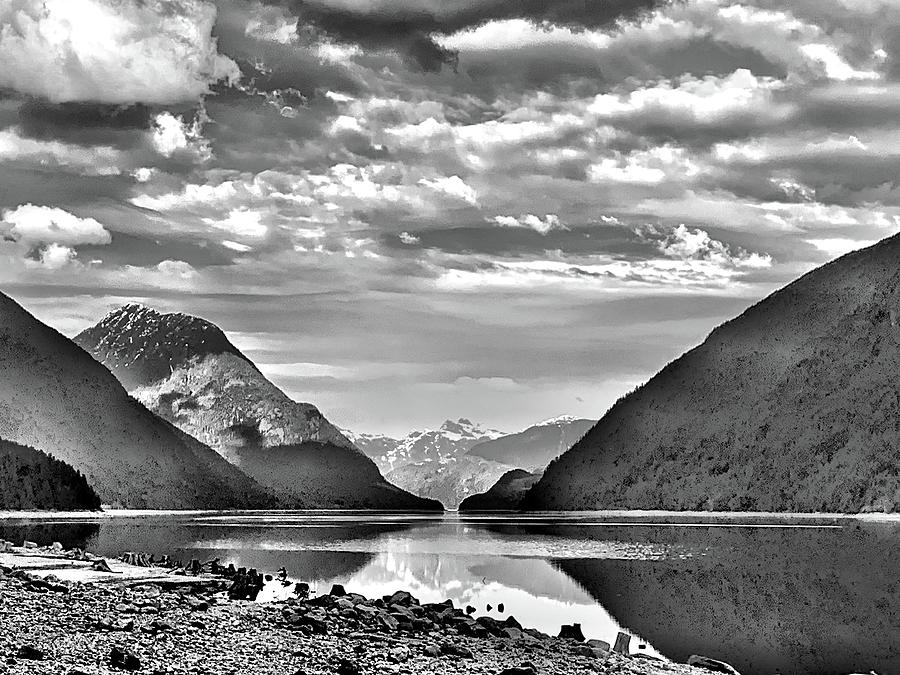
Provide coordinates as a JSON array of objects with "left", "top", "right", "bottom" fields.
[{"left": 0, "top": 543, "right": 719, "bottom": 675}]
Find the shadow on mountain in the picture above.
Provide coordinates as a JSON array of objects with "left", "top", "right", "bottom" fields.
[{"left": 553, "top": 521, "right": 900, "bottom": 675}]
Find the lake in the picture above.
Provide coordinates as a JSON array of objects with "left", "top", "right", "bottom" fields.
[{"left": 0, "top": 511, "right": 897, "bottom": 675}]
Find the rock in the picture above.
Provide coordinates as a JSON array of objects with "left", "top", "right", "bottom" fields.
[
  {"left": 587, "top": 639, "right": 611, "bottom": 652},
  {"left": 335, "top": 598, "right": 355, "bottom": 611},
  {"left": 376, "top": 613, "right": 400, "bottom": 632},
  {"left": 501, "top": 627, "right": 523, "bottom": 640},
  {"left": 388, "top": 646, "right": 410, "bottom": 663},
  {"left": 496, "top": 667, "right": 537, "bottom": 675},
  {"left": 486, "top": 604, "right": 492, "bottom": 611},
  {"left": 613, "top": 631, "right": 631, "bottom": 654},
  {"left": 572, "top": 644, "right": 607, "bottom": 659},
  {"left": 50, "top": 542, "right": 63, "bottom": 552},
  {"left": 687, "top": 655, "right": 742, "bottom": 675},
  {"left": 23, "top": 540, "right": 38, "bottom": 549},
  {"left": 422, "top": 645, "right": 441, "bottom": 658},
  {"left": 497, "top": 603, "right": 505, "bottom": 613},
  {"left": 387, "top": 590, "right": 415, "bottom": 606},
  {"left": 16, "top": 645, "right": 44, "bottom": 660},
  {"left": 91, "top": 559, "right": 114, "bottom": 573},
  {"left": 109, "top": 646, "right": 141, "bottom": 671},
  {"left": 336, "top": 658, "right": 361, "bottom": 675},
  {"left": 97, "top": 617, "right": 134, "bottom": 632},
  {"left": 440, "top": 641, "right": 474, "bottom": 659},
  {"left": 558, "top": 623, "right": 585, "bottom": 641},
  {"left": 330, "top": 584, "right": 347, "bottom": 597},
  {"left": 502, "top": 615, "right": 522, "bottom": 630}
]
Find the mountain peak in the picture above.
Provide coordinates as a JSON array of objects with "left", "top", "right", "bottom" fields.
[
  {"left": 75, "top": 302, "right": 252, "bottom": 389},
  {"left": 536, "top": 414, "right": 580, "bottom": 426}
]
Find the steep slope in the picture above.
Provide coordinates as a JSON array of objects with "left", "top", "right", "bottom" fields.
[
  {"left": 0, "top": 292, "right": 271, "bottom": 509},
  {"left": 0, "top": 438, "right": 101, "bottom": 511},
  {"left": 75, "top": 304, "right": 440, "bottom": 510},
  {"left": 459, "top": 470, "right": 542, "bottom": 511},
  {"left": 524, "top": 234, "right": 900, "bottom": 512},
  {"left": 467, "top": 416, "right": 595, "bottom": 470},
  {"left": 347, "top": 419, "right": 512, "bottom": 508}
]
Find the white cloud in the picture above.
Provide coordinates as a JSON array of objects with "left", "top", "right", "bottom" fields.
[
  {"left": 33, "top": 243, "right": 77, "bottom": 270},
  {"left": 493, "top": 214, "right": 566, "bottom": 235},
  {"left": 649, "top": 224, "right": 773, "bottom": 269},
  {"left": 151, "top": 112, "right": 211, "bottom": 160},
  {"left": 0, "top": 0, "right": 239, "bottom": 104},
  {"left": 806, "top": 237, "right": 879, "bottom": 258},
  {"left": 205, "top": 209, "right": 268, "bottom": 238},
  {"left": 0, "top": 127, "right": 125, "bottom": 175},
  {"left": 399, "top": 232, "right": 421, "bottom": 245},
  {"left": 418, "top": 176, "right": 479, "bottom": 205},
  {"left": 1, "top": 204, "right": 111, "bottom": 247}
]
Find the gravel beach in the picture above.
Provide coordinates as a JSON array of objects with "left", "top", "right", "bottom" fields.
[{"left": 0, "top": 545, "right": 711, "bottom": 675}]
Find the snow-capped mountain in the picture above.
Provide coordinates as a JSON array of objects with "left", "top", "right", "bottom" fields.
[
  {"left": 345, "top": 418, "right": 506, "bottom": 473},
  {"left": 467, "top": 415, "right": 596, "bottom": 470},
  {"left": 344, "top": 419, "right": 510, "bottom": 509},
  {"left": 74, "top": 303, "right": 440, "bottom": 510}
]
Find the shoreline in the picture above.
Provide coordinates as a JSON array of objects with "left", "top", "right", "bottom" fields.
[
  {"left": 0, "top": 543, "right": 716, "bottom": 675},
  {"left": 0, "top": 508, "right": 897, "bottom": 521}
]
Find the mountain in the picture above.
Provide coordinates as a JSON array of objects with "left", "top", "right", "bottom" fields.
[
  {"left": 0, "top": 291, "right": 271, "bottom": 509},
  {"left": 75, "top": 304, "right": 440, "bottom": 510},
  {"left": 347, "top": 419, "right": 513, "bottom": 508},
  {"left": 0, "top": 438, "right": 101, "bottom": 511},
  {"left": 523, "top": 234, "right": 900, "bottom": 513},
  {"left": 459, "top": 470, "right": 542, "bottom": 511},
  {"left": 467, "top": 415, "right": 595, "bottom": 470},
  {"left": 346, "top": 418, "right": 506, "bottom": 472}
]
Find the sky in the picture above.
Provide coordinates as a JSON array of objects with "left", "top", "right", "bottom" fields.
[{"left": 1, "top": 0, "right": 898, "bottom": 437}]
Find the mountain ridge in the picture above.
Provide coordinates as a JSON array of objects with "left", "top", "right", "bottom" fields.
[
  {"left": 0, "top": 291, "right": 272, "bottom": 509},
  {"left": 523, "top": 234, "right": 900, "bottom": 512}
]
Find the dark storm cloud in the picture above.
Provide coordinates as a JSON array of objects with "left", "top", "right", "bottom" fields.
[{"left": 270, "top": 0, "right": 669, "bottom": 72}]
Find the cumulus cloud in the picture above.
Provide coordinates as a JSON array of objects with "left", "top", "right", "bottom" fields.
[
  {"left": 1, "top": 204, "right": 111, "bottom": 247},
  {"left": 644, "top": 224, "right": 773, "bottom": 269},
  {"left": 0, "top": 127, "right": 126, "bottom": 175},
  {"left": 418, "top": 176, "right": 479, "bottom": 205},
  {"left": 151, "top": 112, "right": 212, "bottom": 160},
  {"left": 0, "top": 0, "right": 240, "bottom": 104}
]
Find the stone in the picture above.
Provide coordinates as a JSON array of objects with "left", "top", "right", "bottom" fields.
[
  {"left": 558, "top": 623, "right": 585, "bottom": 641},
  {"left": 388, "top": 646, "right": 410, "bottom": 663},
  {"left": 422, "top": 645, "right": 441, "bottom": 658},
  {"left": 330, "top": 584, "right": 347, "bottom": 597},
  {"left": 586, "top": 639, "right": 611, "bottom": 652},
  {"left": 335, "top": 598, "right": 355, "bottom": 611},
  {"left": 687, "top": 655, "right": 742, "bottom": 675},
  {"left": 497, "top": 603, "right": 505, "bottom": 613},
  {"left": 23, "top": 540, "right": 38, "bottom": 549},
  {"left": 109, "top": 646, "right": 141, "bottom": 671},
  {"left": 613, "top": 631, "right": 631, "bottom": 654},
  {"left": 496, "top": 668, "right": 537, "bottom": 675},
  {"left": 376, "top": 613, "right": 400, "bottom": 632},
  {"left": 388, "top": 590, "right": 415, "bottom": 606},
  {"left": 572, "top": 644, "right": 607, "bottom": 659},
  {"left": 440, "top": 641, "right": 474, "bottom": 659},
  {"left": 465, "top": 605, "right": 476, "bottom": 615},
  {"left": 336, "top": 658, "right": 361, "bottom": 675},
  {"left": 502, "top": 615, "right": 522, "bottom": 630},
  {"left": 16, "top": 645, "right": 44, "bottom": 660},
  {"left": 502, "top": 627, "right": 523, "bottom": 641},
  {"left": 50, "top": 542, "right": 64, "bottom": 552}
]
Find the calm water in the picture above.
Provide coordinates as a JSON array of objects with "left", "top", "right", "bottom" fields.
[{"left": 1, "top": 511, "right": 898, "bottom": 675}]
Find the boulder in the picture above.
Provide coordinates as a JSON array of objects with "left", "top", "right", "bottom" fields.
[
  {"left": 16, "top": 645, "right": 44, "bottom": 660},
  {"left": 330, "top": 584, "right": 347, "bottom": 597},
  {"left": 109, "top": 646, "right": 141, "bottom": 671},
  {"left": 687, "top": 655, "right": 742, "bottom": 675},
  {"left": 587, "top": 639, "right": 611, "bottom": 652},
  {"left": 496, "top": 668, "right": 537, "bottom": 675},
  {"left": 376, "top": 613, "right": 400, "bottom": 632},
  {"left": 23, "top": 540, "right": 38, "bottom": 549},
  {"left": 388, "top": 646, "right": 410, "bottom": 663},
  {"left": 387, "top": 590, "right": 415, "bottom": 606},
  {"left": 423, "top": 644, "right": 441, "bottom": 658},
  {"left": 613, "top": 631, "right": 631, "bottom": 654},
  {"left": 558, "top": 623, "right": 585, "bottom": 641},
  {"left": 336, "top": 658, "right": 361, "bottom": 675}
]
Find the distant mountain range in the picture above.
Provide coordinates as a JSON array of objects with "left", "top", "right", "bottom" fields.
[
  {"left": 347, "top": 416, "right": 593, "bottom": 508},
  {"left": 0, "top": 291, "right": 270, "bottom": 509},
  {"left": 75, "top": 304, "right": 440, "bottom": 510},
  {"left": 524, "top": 234, "right": 900, "bottom": 513},
  {"left": 467, "top": 415, "right": 595, "bottom": 470}
]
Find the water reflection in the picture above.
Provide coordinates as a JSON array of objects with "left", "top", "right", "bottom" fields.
[{"left": 0, "top": 511, "right": 894, "bottom": 674}]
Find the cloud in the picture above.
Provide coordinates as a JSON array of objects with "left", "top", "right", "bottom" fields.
[
  {"left": 0, "top": 0, "right": 240, "bottom": 104},
  {"left": 151, "top": 112, "right": 212, "bottom": 160},
  {"left": 643, "top": 224, "right": 773, "bottom": 269},
  {"left": 0, "top": 127, "right": 126, "bottom": 176},
  {"left": 399, "top": 231, "right": 421, "bottom": 245},
  {"left": 1, "top": 204, "right": 111, "bottom": 247},
  {"left": 418, "top": 175, "right": 479, "bottom": 205},
  {"left": 494, "top": 214, "right": 566, "bottom": 235}
]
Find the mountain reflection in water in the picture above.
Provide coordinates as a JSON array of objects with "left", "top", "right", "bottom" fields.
[{"left": 0, "top": 511, "right": 893, "bottom": 675}]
